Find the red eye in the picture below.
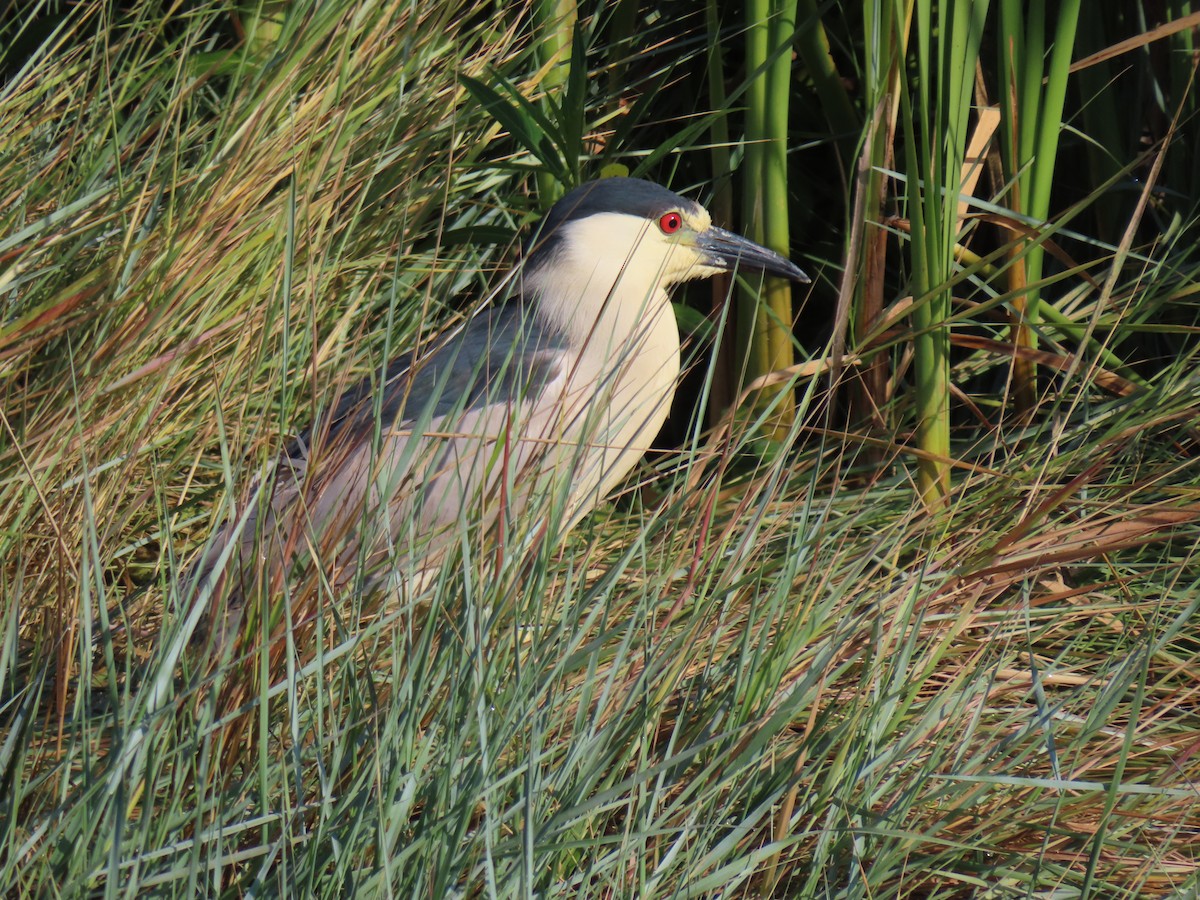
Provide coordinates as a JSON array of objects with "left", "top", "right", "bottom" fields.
[{"left": 658, "top": 211, "right": 683, "bottom": 234}]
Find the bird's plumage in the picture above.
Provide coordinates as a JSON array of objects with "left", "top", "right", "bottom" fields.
[
  {"left": 187, "top": 177, "right": 808, "bottom": 625},
  {"left": 285, "top": 300, "right": 569, "bottom": 464}
]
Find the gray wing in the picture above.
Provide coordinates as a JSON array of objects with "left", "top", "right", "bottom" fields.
[
  {"left": 186, "top": 301, "right": 569, "bottom": 623},
  {"left": 286, "top": 301, "right": 569, "bottom": 464}
]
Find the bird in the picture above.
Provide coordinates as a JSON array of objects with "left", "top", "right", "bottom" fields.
[{"left": 187, "top": 176, "right": 809, "bottom": 625}]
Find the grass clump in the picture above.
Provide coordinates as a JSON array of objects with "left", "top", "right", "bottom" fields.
[{"left": 2, "top": 2, "right": 1199, "bottom": 896}]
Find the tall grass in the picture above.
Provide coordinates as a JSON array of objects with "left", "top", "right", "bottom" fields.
[
  {"left": 899, "top": 0, "right": 988, "bottom": 507},
  {"left": 2, "top": 1, "right": 1199, "bottom": 896},
  {"left": 996, "top": 0, "right": 1083, "bottom": 416},
  {"left": 739, "top": 0, "right": 802, "bottom": 440}
]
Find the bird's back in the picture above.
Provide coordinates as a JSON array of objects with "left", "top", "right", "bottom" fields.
[{"left": 188, "top": 301, "right": 574, "bottom": 608}]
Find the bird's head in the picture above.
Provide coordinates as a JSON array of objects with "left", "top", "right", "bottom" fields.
[
  {"left": 522, "top": 177, "right": 809, "bottom": 344},
  {"left": 526, "top": 176, "right": 808, "bottom": 288}
]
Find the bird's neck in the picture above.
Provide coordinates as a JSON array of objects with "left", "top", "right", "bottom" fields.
[{"left": 522, "top": 258, "right": 676, "bottom": 361}]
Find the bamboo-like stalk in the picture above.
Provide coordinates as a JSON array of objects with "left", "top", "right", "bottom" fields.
[
  {"left": 533, "top": 0, "right": 578, "bottom": 201},
  {"left": 997, "top": 0, "right": 1083, "bottom": 416},
  {"left": 847, "top": 2, "right": 910, "bottom": 434},
  {"left": 741, "top": 0, "right": 799, "bottom": 440},
  {"left": 740, "top": 0, "right": 769, "bottom": 346},
  {"left": 903, "top": 0, "right": 989, "bottom": 508}
]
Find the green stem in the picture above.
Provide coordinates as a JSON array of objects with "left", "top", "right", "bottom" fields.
[
  {"left": 741, "top": 0, "right": 798, "bottom": 439},
  {"left": 534, "top": 0, "right": 577, "bottom": 201},
  {"left": 706, "top": 0, "right": 736, "bottom": 419}
]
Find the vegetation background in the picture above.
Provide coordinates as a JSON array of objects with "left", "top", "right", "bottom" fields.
[{"left": 2, "top": 0, "right": 1198, "bottom": 895}]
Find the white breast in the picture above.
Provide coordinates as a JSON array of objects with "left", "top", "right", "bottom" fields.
[
  {"left": 402, "top": 292, "right": 681, "bottom": 541},
  {"left": 272, "top": 220, "right": 687, "bottom": 589}
]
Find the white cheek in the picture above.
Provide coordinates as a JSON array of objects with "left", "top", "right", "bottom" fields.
[
  {"left": 664, "top": 244, "right": 721, "bottom": 282},
  {"left": 689, "top": 261, "right": 726, "bottom": 279}
]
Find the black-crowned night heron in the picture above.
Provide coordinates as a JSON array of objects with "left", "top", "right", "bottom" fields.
[{"left": 191, "top": 176, "right": 808, "bottom": 612}]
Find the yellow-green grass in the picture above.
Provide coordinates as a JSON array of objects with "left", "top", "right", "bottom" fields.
[{"left": 2, "top": 2, "right": 1198, "bottom": 895}]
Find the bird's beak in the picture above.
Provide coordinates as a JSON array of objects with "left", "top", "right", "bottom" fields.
[{"left": 696, "top": 227, "right": 810, "bottom": 283}]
